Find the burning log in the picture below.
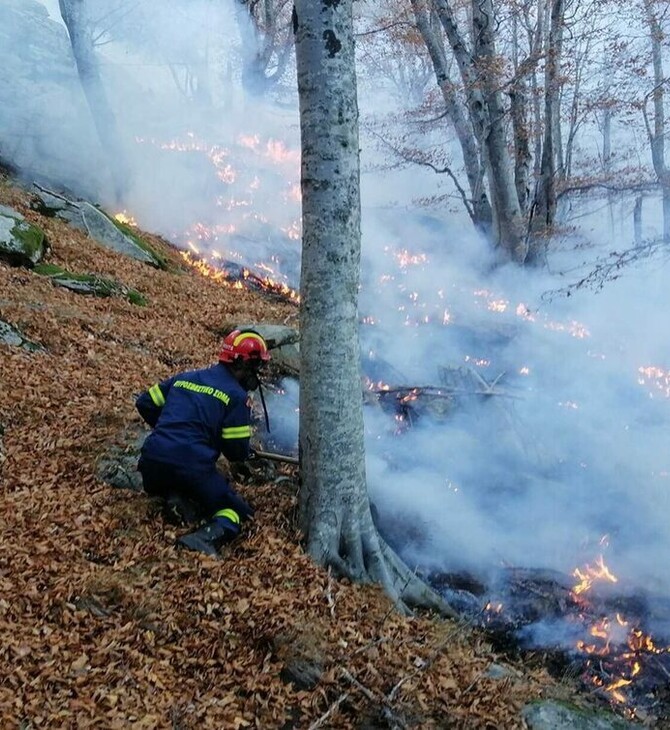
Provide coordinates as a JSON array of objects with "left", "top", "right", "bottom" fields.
[{"left": 366, "top": 366, "right": 520, "bottom": 430}]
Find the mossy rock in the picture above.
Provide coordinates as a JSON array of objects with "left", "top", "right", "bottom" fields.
[
  {"left": 0, "top": 319, "right": 42, "bottom": 351},
  {"left": 108, "top": 215, "right": 170, "bottom": 271},
  {"left": 0, "top": 208, "right": 46, "bottom": 267},
  {"left": 34, "top": 263, "right": 147, "bottom": 306}
]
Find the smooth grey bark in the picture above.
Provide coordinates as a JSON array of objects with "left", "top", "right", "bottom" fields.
[
  {"left": 534, "top": 0, "right": 564, "bottom": 234},
  {"left": 469, "top": 0, "right": 527, "bottom": 261},
  {"left": 429, "top": 0, "right": 526, "bottom": 260},
  {"left": 642, "top": 0, "right": 670, "bottom": 241},
  {"left": 294, "top": 0, "right": 454, "bottom": 616},
  {"left": 509, "top": 6, "right": 541, "bottom": 215},
  {"left": 410, "top": 0, "right": 492, "bottom": 235},
  {"left": 58, "top": 0, "right": 128, "bottom": 203}
]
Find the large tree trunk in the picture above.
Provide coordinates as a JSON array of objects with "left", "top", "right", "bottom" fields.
[
  {"left": 410, "top": 0, "right": 492, "bottom": 235},
  {"left": 58, "top": 0, "right": 128, "bottom": 203},
  {"left": 294, "top": 0, "right": 454, "bottom": 616}
]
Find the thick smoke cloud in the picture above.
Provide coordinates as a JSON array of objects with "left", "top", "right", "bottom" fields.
[{"left": 4, "top": 0, "right": 670, "bottom": 607}]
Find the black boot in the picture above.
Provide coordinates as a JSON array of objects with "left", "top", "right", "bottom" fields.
[{"left": 177, "top": 519, "right": 239, "bottom": 556}]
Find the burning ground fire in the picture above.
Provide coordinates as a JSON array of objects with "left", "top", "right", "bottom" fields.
[
  {"left": 119, "top": 126, "right": 670, "bottom": 722},
  {"left": 479, "top": 552, "right": 670, "bottom": 718},
  {"left": 180, "top": 250, "right": 300, "bottom": 303},
  {"left": 571, "top": 554, "right": 670, "bottom": 715}
]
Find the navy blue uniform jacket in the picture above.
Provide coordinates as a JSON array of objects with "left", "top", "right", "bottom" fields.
[{"left": 136, "top": 363, "right": 251, "bottom": 471}]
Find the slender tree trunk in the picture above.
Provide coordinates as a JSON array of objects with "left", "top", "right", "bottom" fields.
[
  {"left": 532, "top": 0, "right": 545, "bottom": 180},
  {"left": 642, "top": 0, "right": 670, "bottom": 240},
  {"left": 634, "top": 195, "right": 643, "bottom": 245},
  {"left": 470, "top": 0, "right": 527, "bottom": 261},
  {"left": 294, "top": 0, "right": 454, "bottom": 616},
  {"left": 410, "top": 0, "right": 492, "bottom": 235},
  {"left": 58, "top": 0, "right": 128, "bottom": 203},
  {"left": 509, "top": 13, "right": 533, "bottom": 214},
  {"left": 534, "top": 0, "right": 564, "bottom": 234},
  {"left": 431, "top": 0, "right": 526, "bottom": 260}
]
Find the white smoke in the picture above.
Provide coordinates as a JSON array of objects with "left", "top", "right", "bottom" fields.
[{"left": 4, "top": 0, "right": 670, "bottom": 604}]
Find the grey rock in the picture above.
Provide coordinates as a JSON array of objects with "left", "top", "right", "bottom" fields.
[
  {"left": 0, "top": 212, "right": 46, "bottom": 266},
  {"left": 97, "top": 432, "right": 145, "bottom": 492},
  {"left": 32, "top": 188, "right": 70, "bottom": 215},
  {"left": 485, "top": 663, "right": 518, "bottom": 680},
  {"left": 32, "top": 188, "right": 164, "bottom": 268},
  {"left": 49, "top": 274, "right": 115, "bottom": 297},
  {"left": 0, "top": 0, "right": 103, "bottom": 192},
  {"left": 235, "top": 324, "right": 299, "bottom": 348},
  {"left": 279, "top": 658, "right": 322, "bottom": 691},
  {"left": 522, "top": 700, "right": 635, "bottom": 730},
  {"left": 80, "top": 203, "right": 160, "bottom": 265},
  {"left": 0, "top": 204, "right": 24, "bottom": 221},
  {"left": 0, "top": 319, "right": 42, "bottom": 352}
]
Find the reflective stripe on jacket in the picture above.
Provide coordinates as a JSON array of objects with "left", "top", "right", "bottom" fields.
[{"left": 136, "top": 363, "right": 251, "bottom": 468}]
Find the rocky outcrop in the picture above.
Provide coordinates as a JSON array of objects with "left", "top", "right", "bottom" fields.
[
  {"left": 96, "top": 428, "right": 145, "bottom": 493},
  {"left": 0, "top": 0, "right": 103, "bottom": 192},
  {"left": 0, "top": 205, "right": 46, "bottom": 266},
  {"left": 33, "top": 187, "right": 167, "bottom": 269}
]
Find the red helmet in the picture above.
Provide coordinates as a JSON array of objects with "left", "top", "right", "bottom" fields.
[{"left": 219, "top": 329, "right": 271, "bottom": 363}]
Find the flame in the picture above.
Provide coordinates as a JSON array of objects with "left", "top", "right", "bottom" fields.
[
  {"left": 571, "top": 549, "right": 670, "bottom": 712},
  {"left": 114, "top": 211, "right": 137, "bottom": 226},
  {"left": 572, "top": 555, "right": 618, "bottom": 595},
  {"left": 180, "top": 251, "right": 300, "bottom": 303}
]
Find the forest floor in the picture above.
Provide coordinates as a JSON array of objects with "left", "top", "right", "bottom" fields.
[{"left": 0, "top": 173, "right": 633, "bottom": 728}]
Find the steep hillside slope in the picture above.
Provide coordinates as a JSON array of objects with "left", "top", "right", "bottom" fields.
[{"left": 0, "top": 175, "right": 618, "bottom": 728}]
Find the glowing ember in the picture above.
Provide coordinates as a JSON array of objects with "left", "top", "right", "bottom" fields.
[
  {"left": 544, "top": 319, "right": 590, "bottom": 339},
  {"left": 464, "top": 355, "right": 491, "bottom": 368},
  {"left": 488, "top": 299, "right": 508, "bottom": 313},
  {"left": 638, "top": 365, "right": 670, "bottom": 398}
]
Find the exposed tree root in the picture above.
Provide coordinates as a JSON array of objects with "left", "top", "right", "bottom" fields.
[{"left": 305, "top": 508, "right": 458, "bottom": 619}]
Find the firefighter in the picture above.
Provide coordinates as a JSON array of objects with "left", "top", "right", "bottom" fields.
[{"left": 135, "top": 329, "right": 270, "bottom": 556}]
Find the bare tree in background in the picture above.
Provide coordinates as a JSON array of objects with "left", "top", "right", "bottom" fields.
[
  {"left": 236, "top": 0, "right": 294, "bottom": 94},
  {"left": 642, "top": 0, "right": 670, "bottom": 241},
  {"left": 411, "top": 0, "right": 528, "bottom": 260},
  {"left": 59, "top": 0, "right": 128, "bottom": 203},
  {"left": 294, "top": 0, "right": 454, "bottom": 615},
  {"left": 410, "top": 0, "right": 493, "bottom": 236}
]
